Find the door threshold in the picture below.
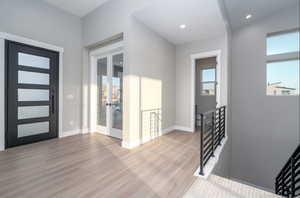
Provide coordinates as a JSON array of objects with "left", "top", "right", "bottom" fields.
[{"left": 94, "top": 131, "right": 122, "bottom": 140}]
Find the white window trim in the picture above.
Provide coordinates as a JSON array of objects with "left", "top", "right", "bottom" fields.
[
  {"left": 266, "top": 29, "right": 300, "bottom": 96},
  {"left": 0, "top": 32, "right": 64, "bottom": 151}
]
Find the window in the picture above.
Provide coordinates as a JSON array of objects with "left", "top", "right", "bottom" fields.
[
  {"left": 267, "top": 31, "right": 300, "bottom": 55},
  {"left": 201, "top": 68, "right": 216, "bottom": 95},
  {"left": 266, "top": 29, "right": 300, "bottom": 96}
]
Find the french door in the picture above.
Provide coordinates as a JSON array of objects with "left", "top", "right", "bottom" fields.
[
  {"left": 5, "top": 41, "right": 59, "bottom": 148},
  {"left": 95, "top": 52, "right": 123, "bottom": 139}
]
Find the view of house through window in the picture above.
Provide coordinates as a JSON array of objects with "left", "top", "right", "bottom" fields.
[
  {"left": 266, "top": 29, "right": 300, "bottom": 96},
  {"left": 201, "top": 68, "right": 216, "bottom": 95}
]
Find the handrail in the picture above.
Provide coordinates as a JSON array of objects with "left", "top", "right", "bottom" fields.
[
  {"left": 199, "top": 106, "right": 226, "bottom": 176},
  {"left": 141, "top": 108, "right": 161, "bottom": 140},
  {"left": 275, "top": 144, "right": 300, "bottom": 197}
]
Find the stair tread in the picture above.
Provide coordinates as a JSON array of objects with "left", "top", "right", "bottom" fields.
[{"left": 184, "top": 174, "right": 283, "bottom": 198}]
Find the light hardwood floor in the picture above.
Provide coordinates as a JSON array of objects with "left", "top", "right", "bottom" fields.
[{"left": 0, "top": 131, "right": 200, "bottom": 198}]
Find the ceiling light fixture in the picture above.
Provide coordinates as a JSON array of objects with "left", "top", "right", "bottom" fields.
[
  {"left": 245, "top": 14, "right": 252, "bottom": 19},
  {"left": 179, "top": 24, "right": 186, "bottom": 29}
]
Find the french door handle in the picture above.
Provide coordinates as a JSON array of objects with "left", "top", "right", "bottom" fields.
[{"left": 106, "top": 103, "right": 112, "bottom": 106}]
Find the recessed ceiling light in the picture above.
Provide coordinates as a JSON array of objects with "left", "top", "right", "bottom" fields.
[
  {"left": 179, "top": 24, "right": 186, "bottom": 29},
  {"left": 245, "top": 14, "right": 252, "bottom": 19}
]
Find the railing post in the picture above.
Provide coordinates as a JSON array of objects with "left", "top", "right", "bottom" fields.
[
  {"left": 156, "top": 110, "right": 159, "bottom": 137},
  {"left": 217, "top": 108, "right": 221, "bottom": 146},
  {"left": 275, "top": 178, "right": 278, "bottom": 195},
  {"left": 199, "top": 113, "right": 204, "bottom": 175},
  {"left": 291, "top": 157, "right": 295, "bottom": 198},
  {"left": 195, "top": 105, "right": 198, "bottom": 129},
  {"left": 223, "top": 106, "right": 226, "bottom": 138},
  {"left": 211, "top": 112, "right": 215, "bottom": 157}
]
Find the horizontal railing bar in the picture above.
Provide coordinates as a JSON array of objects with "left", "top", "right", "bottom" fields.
[
  {"left": 203, "top": 155, "right": 210, "bottom": 166},
  {"left": 141, "top": 108, "right": 161, "bottom": 112},
  {"left": 277, "top": 145, "right": 300, "bottom": 180}
]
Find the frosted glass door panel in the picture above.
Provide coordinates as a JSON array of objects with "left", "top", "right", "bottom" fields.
[
  {"left": 18, "top": 71, "right": 50, "bottom": 85},
  {"left": 18, "top": 53, "right": 50, "bottom": 69},
  {"left": 18, "top": 89, "right": 49, "bottom": 101},
  {"left": 18, "top": 106, "right": 49, "bottom": 119},
  {"left": 18, "top": 122, "right": 49, "bottom": 138}
]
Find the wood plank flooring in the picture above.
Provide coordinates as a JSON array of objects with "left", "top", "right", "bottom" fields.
[{"left": 0, "top": 131, "right": 200, "bottom": 198}]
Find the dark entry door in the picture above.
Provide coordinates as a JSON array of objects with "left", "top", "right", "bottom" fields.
[{"left": 5, "top": 41, "right": 59, "bottom": 148}]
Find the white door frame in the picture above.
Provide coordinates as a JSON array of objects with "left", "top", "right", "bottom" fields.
[
  {"left": 190, "top": 50, "right": 224, "bottom": 132},
  {"left": 0, "top": 32, "right": 64, "bottom": 151},
  {"left": 89, "top": 42, "right": 124, "bottom": 139}
]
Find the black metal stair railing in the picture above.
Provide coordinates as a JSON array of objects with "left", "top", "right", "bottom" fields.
[
  {"left": 275, "top": 144, "right": 300, "bottom": 198},
  {"left": 198, "top": 106, "right": 226, "bottom": 175}
]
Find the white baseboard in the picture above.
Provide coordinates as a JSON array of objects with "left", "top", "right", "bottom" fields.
[
  {"left": 173, "top": 125, "right": 194, "bottom": 132},
  {"left": 81, "top": 128, "right": 90, "bottom": 134},
  {"left": 122, "top": 140, "right": 140, "bottom": 149},
  {"left": 122, "top": 125, "right": 177, "bottom": 149},
  {"left": 194, "top": 136, "right": 228, "bottom": 179},
  {"left": 59, "top": 129, "right": 81, "bottom": 138},
  {"left": 162, "top": 126, "right": 176, "bottom": 134},
  {"left": 0, "top": 144, "right": 4, "bottom": 151}
]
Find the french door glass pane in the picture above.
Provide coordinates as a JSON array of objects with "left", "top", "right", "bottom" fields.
[
  {"left": 18, "top": 89, "right": 49, "bottom": 101},
  {"left": 97, "top": 57, "right": 108, "bottom": 126},
  {"left": 112, "top": 54, "right": 123, "bottom": 130},
  {"left": 18, "top": 106, "right": 49, "bottom": 120},
  {"left": 18, "top": 121, "right": 49, "bottom": 138},
  {"left": 18, "top": 71, "right": 50, "bottom": 85},
  {"left": 18, "top": 53, "right": 50, "bottom": 69}
]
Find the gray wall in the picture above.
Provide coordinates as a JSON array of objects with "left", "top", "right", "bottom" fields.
[
  {"left": 0, "top": 0, "right": 83, "bottom": 134},
  {"left": 230, "top": 5, "right": 300, "bottom": 190},
  {"left": 213, "top": 30, "right": 232, "bottom": 179}
]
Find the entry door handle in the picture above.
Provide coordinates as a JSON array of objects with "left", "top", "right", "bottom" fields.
[{"left": 51, "top": 95, "right": 55, "bottom": 114}]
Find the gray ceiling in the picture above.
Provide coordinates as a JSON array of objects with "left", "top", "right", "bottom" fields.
[{"left": 223, "top": 0, "right": 299, "bottom": 29}]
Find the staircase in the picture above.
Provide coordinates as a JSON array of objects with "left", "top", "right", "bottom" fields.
[
  {"left": 184, "top": 174, "right": 282, "bottom": 198},
  {"left": 275, "top": 144, "right": 300, "bottom": 197}
]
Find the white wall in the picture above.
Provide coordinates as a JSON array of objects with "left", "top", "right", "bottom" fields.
[
  {"left": 125, "top": 18, "right": 176, "bottom": 146},
  {"left": 82, "top": 0, "right": 150, "bottom": 47},
  {"left": 230, "top": 5, "right": 300, "bottom": 190},
  {"left": 175, "top": 36, "right": 228, "bottom": 130},
  {"left": 82, "top": 0, "right": 176, "bottom": 147},
  {"left": 0, "top": 0, "right": 82, "bottom": 146}
]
